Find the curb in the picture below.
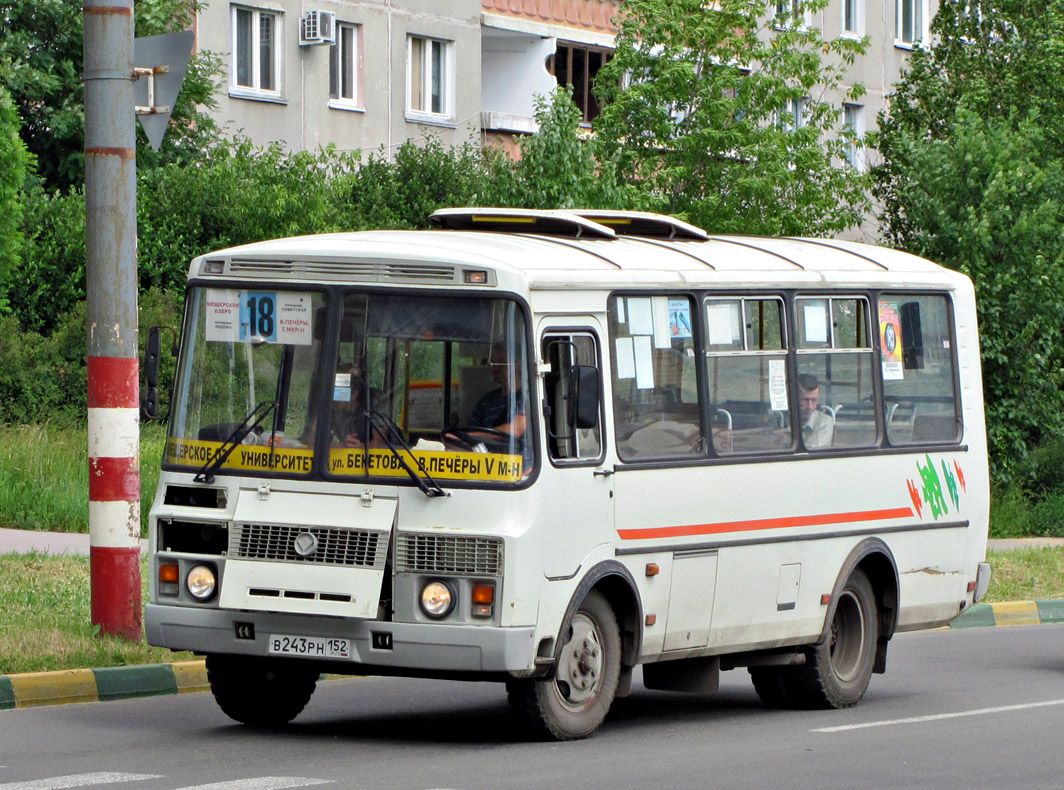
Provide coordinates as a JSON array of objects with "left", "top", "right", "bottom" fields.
[
  {"left": 949, "top": 598, "right": 1064, "bottom": 629},
  {"left": 2, "top": 601, "right": 1062, "bottom": 711},
  {"left": 0, "top": 660, "right": 208, "bottom": 711}
]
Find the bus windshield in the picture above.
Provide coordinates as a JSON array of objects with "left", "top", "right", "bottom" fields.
[{"left": 165, "top": 287, "right": 531, "bottom": 486}]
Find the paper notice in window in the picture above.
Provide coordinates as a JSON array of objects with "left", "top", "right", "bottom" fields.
[
  {"left": 634, "top": 335, "right": 655, "bottom": 390},
  {"left": 615, "top": 337, "right": 636, "bottom": 380},
  {"left": 628, "top": 298, "right": 654, "bottom": 335},
  {"left": 275, "top": 292, "right": 313, "bottom": 346},
  {"left": 205, "top": 288, "right": 240, "bottom": 342},
  {"left": 652, "top": 297, "right": 672, "bottom": 348},
  {"left": 804, "top": 303, "right": 829, "bottom": 344},
  {"left": 707, "top": 303, "right": 738, "bottom": 345},
  {"left": 879, "top": 300, "right": 904, "bottom": 380},
  {"left": 769, "top": 359, "right": 788, "bottom": 411}
]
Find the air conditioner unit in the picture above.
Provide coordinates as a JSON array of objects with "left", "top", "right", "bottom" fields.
[{"left": 300, "top": 10, "right": 336, "bottom": 45}]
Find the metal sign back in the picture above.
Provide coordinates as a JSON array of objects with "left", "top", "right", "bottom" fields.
[{"left": 133, "top": 30, "right": 195, "bottom": 150}]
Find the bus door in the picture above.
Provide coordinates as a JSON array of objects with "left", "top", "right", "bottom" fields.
[{"left": 538, "top": 325, "right": 612, "bottom": 579}]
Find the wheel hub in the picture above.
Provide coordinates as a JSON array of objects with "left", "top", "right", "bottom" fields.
[{"left": 554, "top": 613, "right": 603, "bottom": 707}]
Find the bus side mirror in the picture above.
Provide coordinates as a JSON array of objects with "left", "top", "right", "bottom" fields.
[
  {"left": 141, "top": 326, "right": 162, "bottom": 420},
  {"left": 571, "top": 365, "right": 600, "bottom": 430}
]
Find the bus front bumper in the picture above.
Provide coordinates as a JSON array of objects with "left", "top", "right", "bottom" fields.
[{"left": 145, "top": 604, "right": 536, "bottom": 674}]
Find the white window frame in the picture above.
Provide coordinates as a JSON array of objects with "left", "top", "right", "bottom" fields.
[
  {"left": 774, "top": 0, "right": 812, "bottom": 30},
  {"left": 843, "top": 103, "right": 863, "bottom": 170},
  {"left": 778, "top": 97, "right": 807, "bottom": 133},
  {"left": 841, "top": 0, "right": 864, "bottom": 38},
  {"left": 329, "top": 21, "right": 364, "bottom": 111},
  {"left": 896, "top": 0, "right": 927, "bottom": 47},
  {"left": 406, "top": 35, "right": 455, "bottom": 125},
  {"left": 230, "top": 4, "right": 283, "bottom": 101}
]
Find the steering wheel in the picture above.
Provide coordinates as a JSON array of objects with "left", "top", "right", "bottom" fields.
[{"left": 442, "top": 426, "right": 523, "bottom": 454}]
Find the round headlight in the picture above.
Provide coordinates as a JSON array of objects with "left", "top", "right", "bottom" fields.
[
  {"left": 186, "top": 564, "right": 217, "bottom": 600},
  {"left": 420, "top": 580, "right": 456, "bottom": 619}
]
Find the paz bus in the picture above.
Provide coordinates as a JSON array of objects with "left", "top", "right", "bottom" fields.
[{"left": 143, "top": 208, "right": 991, "bottom": 740}]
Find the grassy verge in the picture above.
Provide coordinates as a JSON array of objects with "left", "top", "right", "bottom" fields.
[
  {"left": 0, "top": 422, "right": 166, "bottom": 535},
  {"left": 0, "top": 552, "right": 195, "bottom": 676},
  {"left": 0, "top": 547, "right": 1059, "bottom": 676}
]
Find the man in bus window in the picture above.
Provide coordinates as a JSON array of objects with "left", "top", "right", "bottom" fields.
[
  {"left": 470, "top": 342, "right": 526, "bottom": 438},
  {"left": 799, "top": 373, "right": 833, "bottom": 449}
]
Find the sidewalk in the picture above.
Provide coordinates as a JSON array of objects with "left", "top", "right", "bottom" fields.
[{"left": 1, "top": 528, "right": 1062, "bottom": 711}]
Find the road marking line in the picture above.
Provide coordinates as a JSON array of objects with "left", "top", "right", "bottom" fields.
[
  {"left": 0, "top": 773, "right": 163, "bottom": 789},
  {"left": 813, "top": 698, "right": 1064, "bottom": 733},
  {"left": 171, "top": 779, "right": 331, "bottom": 790}
]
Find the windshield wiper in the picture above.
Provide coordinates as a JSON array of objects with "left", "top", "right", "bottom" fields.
[
  {"left": 366, "top": 411, "right": 449, "bottom": 498},
  {"left": 194, "top": 400, "right": 278, "bottom": 484}
]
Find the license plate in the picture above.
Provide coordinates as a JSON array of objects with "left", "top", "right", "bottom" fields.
[{"left": 268, "top": 634, "right": 351, "bottom": 659}]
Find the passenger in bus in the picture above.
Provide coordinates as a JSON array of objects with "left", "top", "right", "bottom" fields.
[
  {"left": 303, "top": 367, "right": 370, "bottom": 448},
  {"left": 798, "top": 373, "right": 834, "bottom": 449},
  {"left": 469, "top": 342, "right": 526, "bottom": 438}
]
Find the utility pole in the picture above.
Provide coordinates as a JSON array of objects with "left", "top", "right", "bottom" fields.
[{"left": 84, "top": 0, "right": 142, "bottom": 641}]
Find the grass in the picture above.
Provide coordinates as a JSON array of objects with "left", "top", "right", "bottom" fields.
[
  {"left": 0, "top": 546, "right": 1058, "bottom": 676},
  {"left": 0, "top": 552, "right": 195, "bottom": 675},
  {"left": 0, "top": 422, "right": 167, "bottom": 535}
]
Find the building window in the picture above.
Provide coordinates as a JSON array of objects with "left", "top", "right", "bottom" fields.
[
  {"left": 330, "top": 22, "right": 362, "bottom": 108},
  {"left": 843, "top": 103, "right": 862, "bottom": 169},
  {"left": 551, "top": 43, "right": 610, "bottom": 124},
  {"left": 407, "top": 35, "right": 453, "bottom": 121},
  {"left": 774, "top": 0, "right": 811, "bottom": 29},
  {"left": 779, "top": 97, "right": 807, "bottom": 132},
  {"left": 231, "top": 5, "right": 281, "bottom": 97},
  {"left": 896, "top": 0, "right": 926, "bottom": 45},
  {"left": 842, "top": 0, "right": 863, "bottom": 36}
]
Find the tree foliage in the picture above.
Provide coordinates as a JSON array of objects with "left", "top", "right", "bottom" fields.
[
  {"left": 0, "top": 0, "right": 221, "bottom": 192},
  {"left": 595, "top": 0, "right": 869, "bottom": 235},
  {"left": 874, "top": 0, "right": 1064, "bottom": 483},
  {"left": 0, "top": 81, "right": 31, "bottom": 301}
]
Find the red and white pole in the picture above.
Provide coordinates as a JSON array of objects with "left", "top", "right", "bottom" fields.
[{"left": 84, "top": 0, "right": 142, "bottom": 640}]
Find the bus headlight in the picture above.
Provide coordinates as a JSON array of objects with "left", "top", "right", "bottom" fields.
[
  {"left": 420, "top": 580, "right": 456, "bottom": 619},
  {"left": 186, "top": 564, "right": 217, "bottom": 600}
]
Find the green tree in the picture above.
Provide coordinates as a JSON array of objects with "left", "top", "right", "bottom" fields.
[
  {"left": 874, "top": 0, "right": 1064, "bottom": 482},
  {"left": 0, "top": 81, "right": 31, "bottom": 304},
  {"left": 594, "top": 0, "right": 869, "bottom": 235},
  {"left": 0, "top": 0, "right": 221, "bottom": 191}
]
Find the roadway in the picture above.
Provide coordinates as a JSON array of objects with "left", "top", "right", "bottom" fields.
[{"left": 0, "top": 623, "right": 1060, "bottom": 790}]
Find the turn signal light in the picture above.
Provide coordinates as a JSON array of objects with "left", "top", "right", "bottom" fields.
[
  {"left": 472, "top": 583, "right": 494, "bottom": 618},
  {"left": 159, "top": 564, "right": 179, "bottom": 584}
]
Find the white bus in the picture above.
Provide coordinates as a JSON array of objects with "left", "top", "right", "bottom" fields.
[{"left": 144, "top": 208, "right": 991, "bottom": 740}]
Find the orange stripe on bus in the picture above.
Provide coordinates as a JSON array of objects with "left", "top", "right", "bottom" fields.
[{"left": 617, "top": 507, "right": 915, "bottom": 541}]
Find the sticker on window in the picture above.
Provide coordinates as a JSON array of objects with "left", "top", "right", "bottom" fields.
[{"left": 879, "top": 301, "right": 904, "bottom": 380}]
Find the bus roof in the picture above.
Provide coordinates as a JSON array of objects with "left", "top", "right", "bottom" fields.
[{"left": 190, "top": 209, "right": 964, "bottom": 291}]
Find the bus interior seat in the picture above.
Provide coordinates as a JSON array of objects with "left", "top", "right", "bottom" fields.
[
  {"left": 910, "top": 414, "right": 960, "bottom": 443},
  {"left": 622, "top": 419, "right": 701, "bottom": 458}
]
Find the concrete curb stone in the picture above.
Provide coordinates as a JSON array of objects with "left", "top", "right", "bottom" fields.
[{"left": 2, "top": 601, "right": 1062, "bottom": 711}]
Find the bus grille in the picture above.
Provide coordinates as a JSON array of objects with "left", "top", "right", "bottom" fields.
[
  {"left": 396, "top": 534, "right": 502, "bottom": 576},
  {"left": 230, "top": 523, "right": 387, "bottom": 569}
]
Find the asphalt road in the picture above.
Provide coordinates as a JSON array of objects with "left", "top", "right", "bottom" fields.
[{"left": 0, "top": 624, "right": 1061, "bottom": 790}]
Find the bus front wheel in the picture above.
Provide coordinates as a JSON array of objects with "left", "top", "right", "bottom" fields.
[
  {"left": 507, "top": 590, "right": 621, "bottom": 740},
  {"left": 206, "top": 654, "right": 318, "bottom": 727}
]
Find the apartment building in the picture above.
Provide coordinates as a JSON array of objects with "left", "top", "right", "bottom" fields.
[{"left": 199, "top": 0, "right": 937, "bottom": 164}]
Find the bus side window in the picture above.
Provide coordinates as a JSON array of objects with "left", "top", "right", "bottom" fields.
[
  {"left": 542, "top": 333, "right": 602, "bottom": 461},
  {"left": 879, "top": 294, "right": 961, "bottom": 445},
  {"left": 608, "top": 295, "right": 702, "bottom": 461},
  {"left": 707, "top": 297, "right": 792, "bottom": 455}
]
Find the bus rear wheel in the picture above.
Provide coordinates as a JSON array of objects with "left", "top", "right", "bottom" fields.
[
  {"left": 507, "top": 590, "right": 621, "bottom": 740},
  {"left": 206, "top": 654, "right": 318, "bottom": 727},
  {"left": 793, "top": 568, "right": 878, "bottom": 709}
]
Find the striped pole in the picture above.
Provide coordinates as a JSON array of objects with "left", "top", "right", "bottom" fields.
[{"left": 85, "top": 0, "right": 142, "bottom": 640}]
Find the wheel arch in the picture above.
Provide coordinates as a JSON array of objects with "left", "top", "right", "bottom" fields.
[
  {"left": 556, "top": 560, "right": 643, "bottom": 671},
  {"left": 821, "top": 538, "right": 899, "bottom": 674}
]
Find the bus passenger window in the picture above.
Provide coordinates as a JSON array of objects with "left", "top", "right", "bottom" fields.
[
  {"left": 796, "top": 297, "right": 877, "bottom": 450},
  {"left": 542, "top": 333, "right": 602, "bottom": 461},
  {"left": 706, "top": 297, "right": 792, "bottom": 455},
  {"left": 879, "top": 294, "right": 961, "bottom": 444},
  {"left": 608, "top": 295, "right": 702, "bottom": 460}
]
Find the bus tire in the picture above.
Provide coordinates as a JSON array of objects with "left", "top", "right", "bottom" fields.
[
  {"left": 206, "top": 654, "right": 318, "bottom": 727},
  {"left": 749, "top": 666, "right": 799, "bottom": 708},
  {"left": 793, "top": 568, "right": 878, "bottom": 709},
  {"left": 507, "top": 590, "right": 621, "bottom": 740}
]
